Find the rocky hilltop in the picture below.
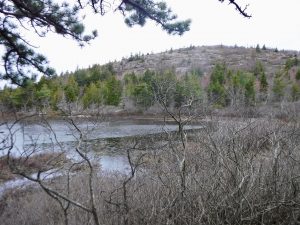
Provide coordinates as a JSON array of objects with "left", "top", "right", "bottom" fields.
[{"left": 111, "top": 45, "right": 299, "bottom": 78}]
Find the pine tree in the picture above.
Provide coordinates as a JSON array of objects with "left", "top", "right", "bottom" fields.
[
  {"left": 208, "top": 63, "right": 227, "bottom": 106},
  {"left": 245, "top": 77, "right": 255, "bottom": 105},
  {"left": 253, "top": 61, "right": 265, "bottom": 77},
  {"left": 64, "top": 76, "right": 80, "bottom": 103},
  {"left": 82, "top": 83, "right": 102, "bottom": 108},
  {"left": 256, "top": 44, "right": 261, "bottom": 53},
  {"left": 296, "top": 69, "right": 300, "bottom": 80},
  {"left": 103, "top": 76, "right": 122, "bottom": 106},
  {"left": 259, "top": 72, "right": 268, "bottom": 92},
  {"left": 272, "top": 77, "right": 286, "bottom": 101},
  {"left": 0, "top": 0, "right": 192, "bottom": 85},
  {"left": 291, "top": 83, "right": 300, "bottom": 101},
  {"left": 0, "top": 1, "right": 250, "bottom": 85}
]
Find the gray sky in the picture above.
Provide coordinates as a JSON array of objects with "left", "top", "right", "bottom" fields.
[{"left": 25, "top": 0, "right": 300, "bottom": 74}]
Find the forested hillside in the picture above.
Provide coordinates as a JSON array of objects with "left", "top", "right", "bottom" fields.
[{"left": 1, "top": 45, "right": 300, "bottom": 114}]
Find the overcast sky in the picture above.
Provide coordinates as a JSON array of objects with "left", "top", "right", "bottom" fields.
[{"left": 25, "top": 0, "right": 300, "bottom": 74}]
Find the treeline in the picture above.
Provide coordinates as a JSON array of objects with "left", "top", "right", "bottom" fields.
[
  {"left": 1, "top": 57, "right": 300, "bottom": 113},
  {"left": 207, "top": 56, "right": 300, "bottom": 107},
  {"left": 0, "top": 64, "right": 203, "bottom": 112}
]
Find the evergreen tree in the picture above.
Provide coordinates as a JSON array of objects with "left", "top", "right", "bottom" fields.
[
  {"left": 253, "top": 61, "right": 265, "bottom": 77},
  {"left": 244, "top": 77, "right": 255, "bottom": 105},
  {"left": 82, "top": 83, "right": 102, "bottom": 108},
  {"left": 259, "top": 72, "right": 268, "bottom": 92},
  {"left": 132, "top": 83, "right": 154, "bottom": 109},
  {"left": 174, "top": 82, "right": 185, "bottom": 107},
  {"left": 36, "top": 84, "right": 51, "bottom": 110},
  {"left": 10, "top": 88, "right": 25, "bottom": 110},
  {"left": 256, "top": 44, "right": 261, "bottom": 53},
  {"left": 182, "top": 73, "right": 202, "bottom": 101},
  {"left": 51, "top": 87, "right": 64, "bottom": 110},
  {"left": 142, "top": 70, "right": 156, "bottom": 85},
  {"left": 174, "top": 73, "right": 202, "bottom": 107},
  {"left": 152, "top": 70, "right": 177, "bottom": 107},
  {"left": 124, "top": 72, "right": 139, "bottom": 96},
  {"left": 64, "top": 76, "right": 80, "bottom": 103},
  {"left": 0, "top": 1, "right": 250, "bottom": 85},
  {"left": 0, "top": 0, "right": 195, "bottom": 85},
  {"left": 291, "top": 83, "right": 300, "bottom": 101},
  {"left": 207, "top": 63, "right": 227, "bottom": 106},
  {"left": 103, "top": 76, "right": 122, "bottom": 106},
  {"left": 272, "top": 77, "right": 286, "bottom": 101},
  {"left": 296, "top": 69, "right": 300, "bottom": 80},
  {"left": 285, "top": 57, "right": 298, "bottom": 71}
]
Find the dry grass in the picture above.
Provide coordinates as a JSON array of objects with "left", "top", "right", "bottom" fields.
[
  {"left": 0, "top": 116, "right": 299, "bottom": 225},
  {"left": 0, "top": 153, "right": 67, "bottom": 184}
]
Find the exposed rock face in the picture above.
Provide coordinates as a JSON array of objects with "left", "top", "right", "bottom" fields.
[{"left": 111, "top": 45, "right": 299, "bottom": 78}]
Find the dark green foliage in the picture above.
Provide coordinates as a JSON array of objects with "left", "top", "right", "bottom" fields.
[
  {"left": 0, "top": 0, "right": 96, "bottom": 86},
  {"left": 296, "top": 69, "right": 300, "bottom": 80},
  {"left": 125, "top": 69, "right": 202, "bottom": 109},
  {"left": 102, "top": 76, "right": 122, "bottom": 106},
  {"left": 36, "top": 84, "right": 51, "bottom": 109},
  {"left": 123, "top": 73, "right": 138, "bottom": 96},
  {"left": 174, "top": 73, "right": 202, "bottom": 107},
  {"left": 174, "top": 83, "right": 185, "bottom": 107},
  {"left": 132, "top": 83, "right": 153, "bottom": 109},
  {"left": 291, "top": 83, "right": 300, "bottom": 101},
  {"left": 272, "top": 77, "right": 286, "bottom": 101},
  {"left": 0, "top": 0, "right": 252, "bottom": 86},
  {"left": 9, "top": 88, "right": 25, "bottom": 110},
  {"left": 124, "top": 1, "right": 190, "bottom": 35},
  {"left": 285, "top": 57, "right": 298, "bottom": 71},
  {"left": 73, "top": 64, "right": 114, "bottom": 87},
  {"left": 88, "top": 64, "right": 114, "bottom": 83},
  {"left": 50, "top": 87, "right": 64, "bottom": 110},
  {"left": 124, "top": 73, "right": 138, "bottom": 85},
  {"left": 127, "top": 53, "right": 144, "bottom": 62},
  {"left": 124, "top": 71, "right": 155, "bottom": 109},
  {"left": 253, "top": 60, "right": 265, "bottom": 77},
  {"left": 82, "top": 83, "right": 102, "bottom": 108},
  {"left": 151, "top": 70, "right": 177, "bottom": 106},
  {"left": 142, "top": 70, "right": 155, "bottom": 85},
  {"left": 189, "top": 68, "right": 204, "bottom": 77},
  {"left": 226, "top": 70, "right": 257, "bottom": 106},
  {"left": 207, "top": 63, "right": 227, "bottom": 106},
  {"left": 64, "top": 76, "right": 79, "bottom": 103},
  {"left": 244, "top": 77, "right": 255, "bottom": 105},
  {"left": 259, "top": 72, "right": 268, "bottom": 92},
  {"left": 256, "top": 44, "right": 261, "bottom": 53},
  {"left": 262, "top": 44, "right": 267, "bottom": 50},
  {"left": 0, "top": 0, "right": 192, "bottom": 85},
  {"left": 210, "top": 63, "right": 227, "bottom": 84},
  {"left": 73, "top": 69, "right": 90, "bottom": 86}
]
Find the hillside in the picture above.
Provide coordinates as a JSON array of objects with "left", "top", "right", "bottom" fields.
[
  {"left": 112, "top": 45, "right": 299, "bottom": 78},
  {"left": 1, "top": 45, "right": 300, "bottom": 114}
]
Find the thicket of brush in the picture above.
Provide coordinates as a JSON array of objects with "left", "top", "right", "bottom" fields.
[{"left": 1, "top": 112, "right": 300, "bottom": 225}]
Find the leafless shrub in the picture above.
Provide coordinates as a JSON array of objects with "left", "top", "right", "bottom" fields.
[{"left": 1, "top": 106, "right": 300, "bottom": 225}]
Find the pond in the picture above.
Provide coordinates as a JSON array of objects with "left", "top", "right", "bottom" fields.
[
  {"left": 0, "top": 119, "right": 203, "bottom": 171},
  {"left": 0, "top": 118, "right": 204, "bottom": 197}
]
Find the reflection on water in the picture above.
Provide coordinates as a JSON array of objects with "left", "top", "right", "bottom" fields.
[
  {"left": 0, "top": 119, "right": 202, "bottom": 170},
  {"left": 0, "top": 119, "right": 203, "bottom": 196}
]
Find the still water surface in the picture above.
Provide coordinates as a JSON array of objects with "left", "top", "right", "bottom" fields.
[
  {"left": 0, "top": 119, "right": 202, "bottom": 196},
  {"left": 0, "top": 119, "right": 202, "bottom": 171}
]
